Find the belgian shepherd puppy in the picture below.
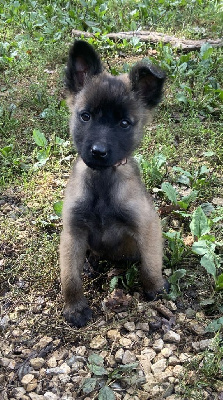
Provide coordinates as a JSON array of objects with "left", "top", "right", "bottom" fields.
[{"left": 60, "top": 40, "right": 168, "bottom": 327}]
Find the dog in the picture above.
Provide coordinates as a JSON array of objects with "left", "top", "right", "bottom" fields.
[{"left": 60, "top": 40, "right": 168, "bottom": 327}]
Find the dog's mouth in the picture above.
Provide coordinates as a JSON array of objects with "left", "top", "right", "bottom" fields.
[{"left": 83, "top": 158, "right": 127, "bottom": 170}]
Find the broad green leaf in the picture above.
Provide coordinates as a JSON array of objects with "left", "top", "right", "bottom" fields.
[
  {"left": 88, "top": 353, "right": 104, "bottom": 366},
  {"left": 216, "top": 274, "right": 223, "bottom": 291},
  {"left": 192, "top": 240, "right": 210, "bottom": 255},
  {"left": 200, "top": 254, "right": 216, "bottom": 277},
  {"left": 0, "top": 144, "right": 13, "bottom": 157},
  {"left": 33, "top": 129, "right": 48, "bottom": 147},
  {"left": 181, "top": 190, "right": 198, "bottom": 207},
  {"left": 168, "top": 269, "right": 186, "bottom": 284},
  {"left": 82, "top": 377, "right": 97, "bottom": 394},
  {"left": 161, "top": 182, "right": 178, "bottom": 205},
  {"left": 118, "top": 362, "right": 138, "bottom": 370},
  {"left": 190, "top": 206, "right": 210, "bottom": 238},
  {"left": 88, "top": 363, "right": 107, "bottom": 376},
  {"left": 98, "top": 385, "right": 116, "bottom": 400},
  {"left": 199, "top": 165, "right": 209, "bottom": 175},
  {"left": 205, "top": 317, "right": 223, "bottom": 332},
  {"left": 53, "top": 200, "right": 63, "bottom": 217},
  {"left": 200, "top": 43, "right": 213, "bottom": 60},
  {"left": 176, "top": 93, "right": 188, "bottom": 104}
]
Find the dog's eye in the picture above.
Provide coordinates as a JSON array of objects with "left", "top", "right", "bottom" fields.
[
  {"left": 80, "top": 112, "right": 91, "bottom": 122},
  {"left": 120, "top": 119, "right": 130, "bottom": 129}
]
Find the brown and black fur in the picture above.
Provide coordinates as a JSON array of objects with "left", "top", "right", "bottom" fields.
[{"left": 60, "top": 40, "right": 168, "bottom": 327}]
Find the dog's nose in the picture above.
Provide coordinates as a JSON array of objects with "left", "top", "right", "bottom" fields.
[{"left": 91, "top": 144, "right": 107, "bottom": 158}]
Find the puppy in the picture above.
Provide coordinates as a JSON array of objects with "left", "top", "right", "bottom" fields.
[{"left": 60, "top": 40, "right": 168, "bottom": 327}]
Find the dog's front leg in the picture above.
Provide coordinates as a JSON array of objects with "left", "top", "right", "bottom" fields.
[
  {"left": 60, "top": 229, "right": 92, "bottom": 327},
  {"left": 137, "top": 216, "right": 169, "bottom": 300}
]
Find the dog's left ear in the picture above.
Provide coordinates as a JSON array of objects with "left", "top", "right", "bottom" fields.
[
  {"left": 65, "top": 40, "right": 102, "bottom": 94},
  {"left": 129, "top": 62, "right": 166, "bottom": 108}
]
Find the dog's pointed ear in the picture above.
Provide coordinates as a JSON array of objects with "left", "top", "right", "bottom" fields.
[
  {"left": 65, "top": 40, "right": 102, "bottom": 93},
  {"left": 129, "top": 62, "right": 166, "bottom": 107}
]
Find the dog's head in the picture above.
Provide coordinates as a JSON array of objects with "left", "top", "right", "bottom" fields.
[{"left": 66, "top": 40, "right": 165, "bottom": 170}]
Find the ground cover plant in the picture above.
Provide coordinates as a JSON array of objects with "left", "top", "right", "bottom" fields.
[{"left": 0, "top": 1, "right": 223, "bottom": 399}]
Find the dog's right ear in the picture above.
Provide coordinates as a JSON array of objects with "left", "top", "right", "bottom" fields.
[{"left": 65, "top": 40, "right": 102, "bottom": 93}]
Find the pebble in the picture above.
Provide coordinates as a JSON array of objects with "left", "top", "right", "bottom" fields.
[
  {"left": 46, "top": 363, "right": 71, "bottom": 375},
  {"left": 135, "top": 322, "right": 149, "bottom": 331},
  {"left": 26, "top": 379, "right": 38, "bottom": 392},
  {"left": 168, "top": 356, "right": 180, "bottom": 366},
  {"left": 21, "top": 374, "right": 35, "bottom": 385},
  {"left": 115, "top": 348, "right": 124, "bottom": 362},
  {"left": 124, "top": 321, "right": 136, "bottom": 332},
  {"left": 89, "top": 335, "right": 107, "bottom": 349},
  {"left": 30, "top": 358, "right": 45, "bottom": 369},
  {"left": 122, "top": 350, "right": 136, "bottom": 364},
  {"left": 163, "top": 330, "right": 181, "bottom": 343},
  {"left": 141, "top": 348, "right": 156, "bottom": 361},
  {"left": 34, "top": 336, "right": 53, "bottom": 350},
  {"left": 153, "top": 338, "right": 164, "bottom": 351},
  {"left": 29, "top": 394, "right": 44, "bottom": 400},
  {"left": 119, "top": 337, "right": 132, "bottom": 347},
  {"left": 12, "top": 387, "right": 26, "bottom": 398},
  {"left": 44, "top": 392, "right": 58, "bottom": 400},
  {"left": 107, "top": 329, "right": 121, "bottom": 340},
  {"left": 151, "top": 358, "right": 167, "bottom": 374},
  {"left": 161, "top": 347, "right": 173, "bottom": 358},
  {"left": 47, "top": 356, "right": 57, "bottom": 368}
]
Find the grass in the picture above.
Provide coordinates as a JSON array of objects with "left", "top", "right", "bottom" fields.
[{"left": 0, "top": 1, "right": 223, "bottom": 397}]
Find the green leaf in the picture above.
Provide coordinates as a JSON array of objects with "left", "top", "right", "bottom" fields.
[
  {"left": 88, "top": 363, "right": 107, "bottom": 376},
  {"left": 181, "top": 190, "right": 198, "bottom": 207},
  {"left": 216, "top": 274, "right": 223, "bottom": 291},
  {"left": 53, "top": 200, "right": 63, "bottom": 217},
  {"left": 161, "top": 182, "right": 178, "bottom": 205},
  {"left": 192, "top": 240, "right": 210, "bottom": 255},
  {"left": 0, "top": 144, "right": 13, "bottom": 157},
  {"left": 205, "top": 317, "right": 223, "bottom": 332},
  {"left": 33, "top": 129, "right": 48, "bottom": 147},
  {"left": 98, "top": 386, "right": 116, "bottom": 400},
  {"left": 168, "top": 269, "right": 186, "bottom": 284},
  {"left": 200, "top": 254, "right": 216, "bottom": 277},
  {"left": 88, "top": 353, "right": 104, "bottom": 366},
  {"left": 190, "top": 206, "right": 210, "bottom": 238},
  {"left": 82, "top": 377, "right": 97, "bottom": 394}
]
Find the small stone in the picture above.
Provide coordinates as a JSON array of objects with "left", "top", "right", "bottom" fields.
[
  {"left": 46, "top": 363, "right": 71, "bottom": 375},
  {"left": 200, "top": 339, "right": 212, "bottom": 350},
  {"left": 90, "top": 335, "right": 107, "bottom": 349},
  {"left": 179, "top": 353, "right": 190, "bottom": 363},
  {"left": 153, "top": 338, "right": 164, "bottom": 351},
  {"left": 75, "top": 346, "right": 86, "bottom": 356},
  {"left": 119, "top": 337, "right": 132, "bottom": 347},
  {"left": 124, "top": 322, "right": 135, "bottom": 332},
  {"left": 107, "top": 355, "right": 116, "bottom": 367},
  {"left": 58, "top": 374, "right": 70, "bottom": 384},
  {"left": 21, "top": 373, "right": 35, "bottom": 385},
  {"left": 115, "top": 348, "right": 124, "bottom": 362},
  {"left": 29, "top": 394, "right": 44, "bottom": 400},
  {"left": 163, "top": 330, "right": 181, "bottom": 343},
  {"left": 122, "top": 350, "right": 136, "bottom": 365},
  {"left": 0, "top": 358, "right": 10, "bottom": 367},
  {"left": 26, "top": 379, "right": 38, "bottom": 392},
  {"left": 172, "top": 365, "right": 183, "bottom": 377},
  {"left": 135, "top": 322, "right": 149, "bottom": 332},
  {"left": 151, "top": 358, "right": 167, "bottom": 374},
  {"left": 12, "top": 387, "right": 26, "bottom": 398},
  {"left": 30, "top": 358, "right": 45, "bottom": 369},
  {"left": 169, "top": 356, "right": 180, "bottom": 366},
  {"left": 44, "top": 392, "right": 58, "bottom": 400},
  {"left": 136, "top": 330, "right": 145, "bottom": 338},
  {"left": 47, "top": 356, "right": 57, "bottom": 368},
  {"left": 35, "top": 336, "right": 53, "bottom": 350},
  {"left": 141, "top": 348, "right": 156, "bottom": 361},
  {"left": 161, "top": 347, "right": 173, "bottom": 358},
  {"left": 189, "top": 323, "right": 205, "bottom": 335},
  {"left": 107, "top": 329, "right": 121, "bottom": 340}
]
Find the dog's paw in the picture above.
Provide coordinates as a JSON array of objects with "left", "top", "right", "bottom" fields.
[
  {"left": 63, "top": 305, "right": 92, "bottom": 328},
  {"left": 144, "top": 279, "right": 170, "bottom": 301}
]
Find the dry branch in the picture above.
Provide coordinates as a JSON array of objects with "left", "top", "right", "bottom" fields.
[{"left": 71, "top": 29, "right": 223, "bottom": 51}]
